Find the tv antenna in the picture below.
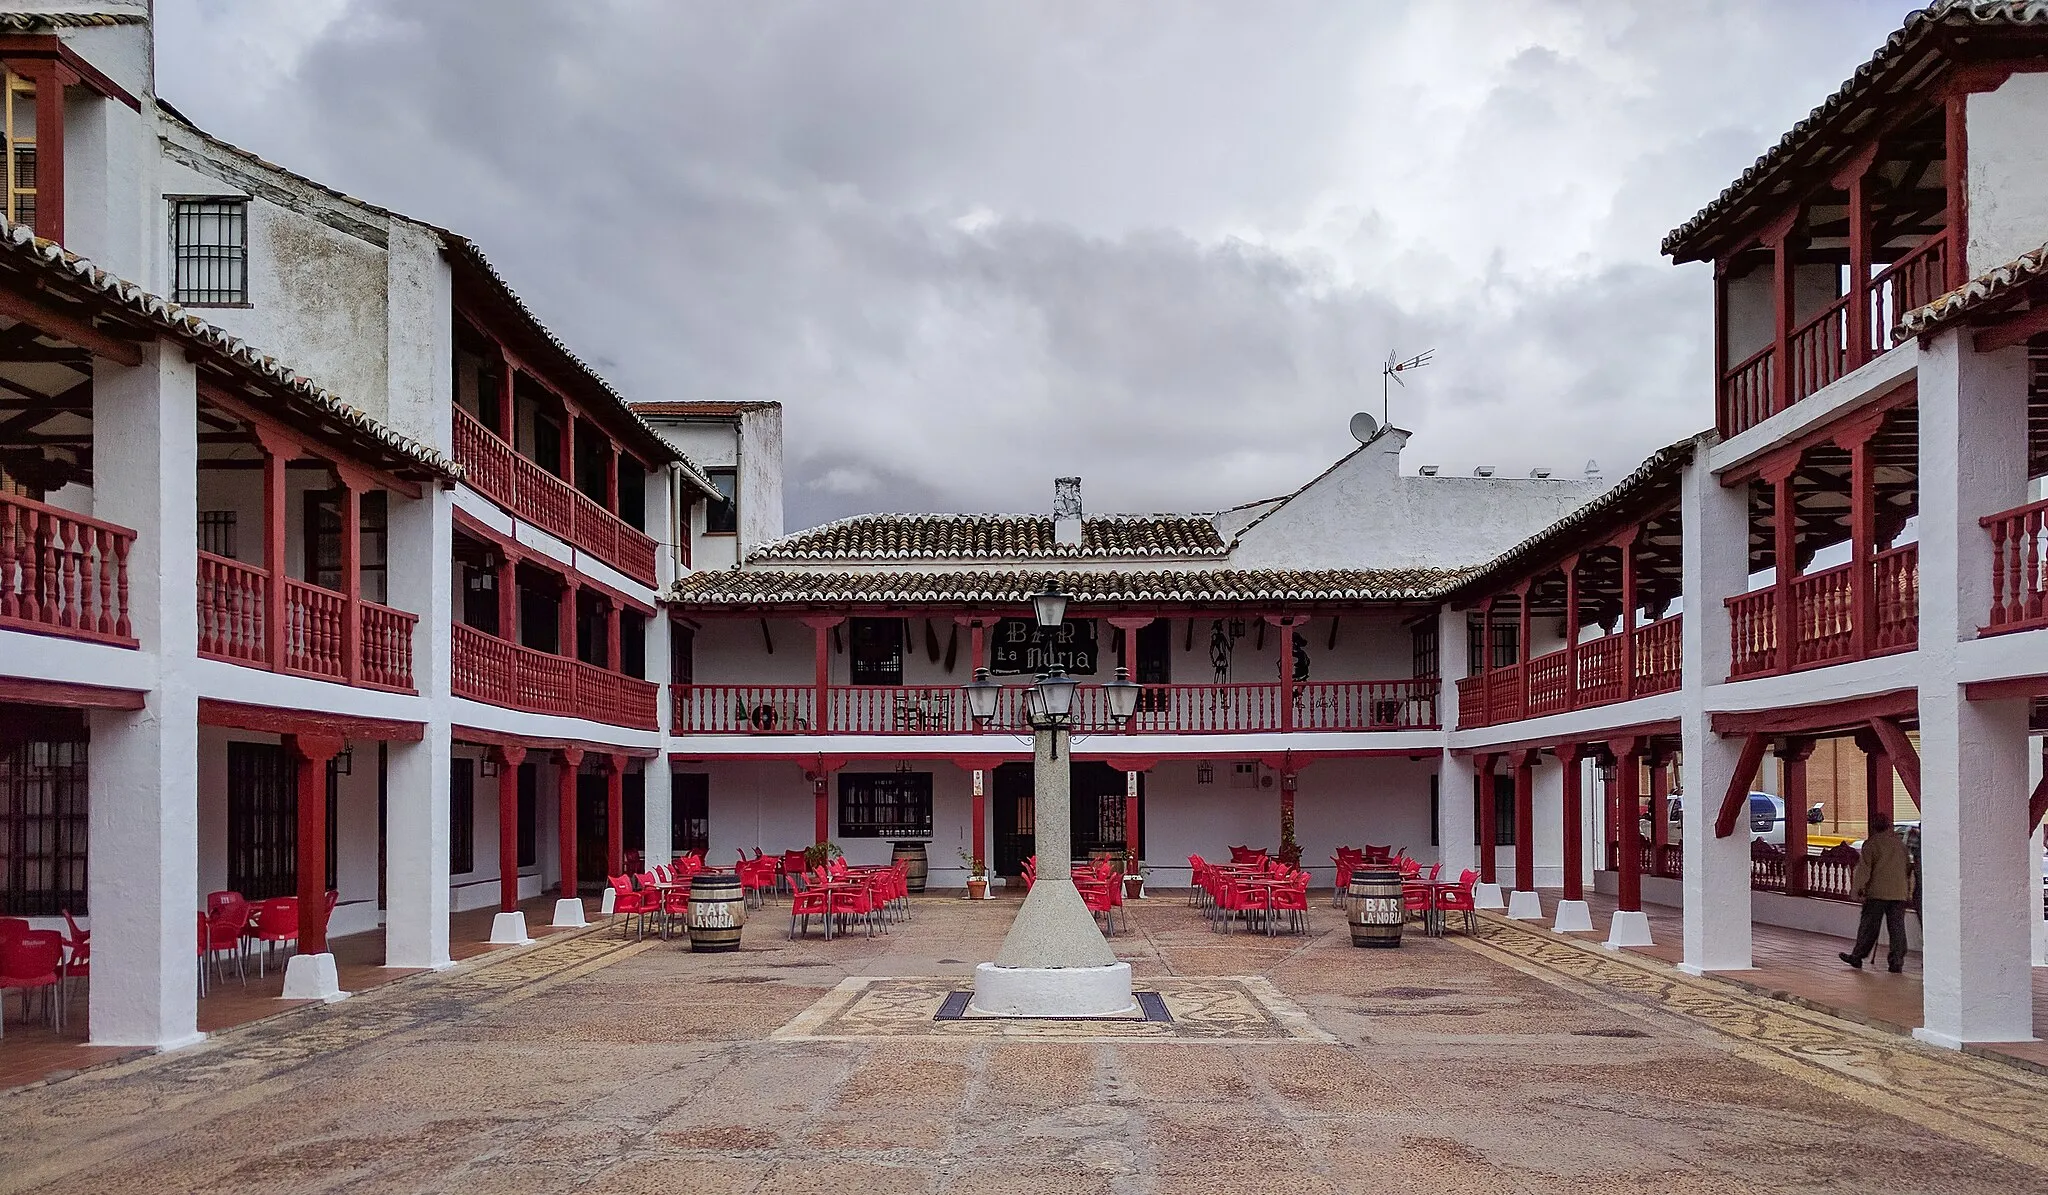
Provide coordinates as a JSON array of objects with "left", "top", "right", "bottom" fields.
[{"left": 1381, "top": 348, "right": 1434, "bottom": 425}]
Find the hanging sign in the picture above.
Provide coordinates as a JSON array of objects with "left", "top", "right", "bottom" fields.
[{"left": 988, "top": 617, "right": 1098, "bottom": 675}]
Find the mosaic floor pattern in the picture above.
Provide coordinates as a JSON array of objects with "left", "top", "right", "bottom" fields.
[
  {"left": 1459, "top": 914, "right": 2048, "bottom": 1173},
  {"left": 772, "top": 975, "right": 1334, "bottom": 1042}
]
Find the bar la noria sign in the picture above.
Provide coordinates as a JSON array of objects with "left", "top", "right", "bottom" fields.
[{"left": 989, "top": 617, "right": 1097, "bottom": 675}]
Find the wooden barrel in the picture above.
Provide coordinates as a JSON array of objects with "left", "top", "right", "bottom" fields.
[
  {"left": 687, "top": 872, "right": 745, "bottom": 952},
  {"left": 1346, "top": 864, "right": 1405, "bottom": 949},
  {"left": 892, "top": 841, "right": 929, "bottom": 893}
]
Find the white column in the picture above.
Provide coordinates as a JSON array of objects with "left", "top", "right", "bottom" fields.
[
  {"left": 382, "top": 484, "right": 454, "bottom": 969},
  {"left": 1436, "top": 605, "right": 1476, "bottom": 875},
  {"left": 87, "top": 346, "right": 202, "bottom": 1048},
  {"left": 1915, "top": 330, "right": 2035, "bottom": 1046},
  {"left": 642, "top": 610, "right": 673, "bottom": 865},
  {"left": 1679, "top": 446, "right": 1754, "bottom": 974}
]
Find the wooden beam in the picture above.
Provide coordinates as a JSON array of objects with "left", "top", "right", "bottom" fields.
[
  {"left": 0, "top": 675, "right": 145, "bottom": 710},
  {"left": 1709, "top": 689, "right": 1916, "bottom": 737},
  {"left": 1714, "top": 733, "right": 1769, "bottom": 839},
  {"left": 0, "top": 285, "right": 144, "bottom": 366},
  {"left": 198, "top": 697, "right": 424, "bottom": 741},
  {"left": 1963, "top": 676, "right": 2048, "bottom": 703},
  {"left": 1867, "top": 715, "right": 1921, "bottom": 804},
  {"left": 1972, "top": 302, "right": 2048, "bottom": 354},
  {"left": 2029, "top": 769, "right": 2048, "bottom": 834}
]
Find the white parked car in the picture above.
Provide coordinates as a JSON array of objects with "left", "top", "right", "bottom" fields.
[{"left": 1642, "top": 793, "right": 1784, "bottom": 845}]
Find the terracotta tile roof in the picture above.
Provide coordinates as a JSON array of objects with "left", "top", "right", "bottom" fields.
[
  {"left": 1442, "top": 434, "right": 1705, "bottom": 599},
  {"left": 1664, "top": 1, "right": 2048, "bottom": 262},
  {"left": 747, "top": 513, "right": 1230, "bottom": 562},
  {"left": 667, "top": 566, "right": 1469, "bottom": 608},
  {"left": 0, "top": 221, "right": 460, "bottom": 482},
  {"left": 1894, "top": 239, "right": 2048, "bottom": 339},
  {"left": 0, "top": 12, "right": 147, "bottom": 29},
  {"left": 632, "top": 400, "right": 782, "bottom": 417},
  {"left": 151, "top": 104, "right": 720, "bottom": 496}
]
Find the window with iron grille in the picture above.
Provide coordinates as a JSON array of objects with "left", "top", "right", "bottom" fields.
[
  {"left": 199, "top": 510, "right": 238, "bottom": 559},
  {"left": 0, "top": 735, "right": 88, "bottom": 916},
  {"left": 837, "top": 772, "right": 932, "bottom": 838},
  {"left": 450, "top": 758, "right": 475, "bottom": 874},
  {"left": 226, "top": 742, "right": 338, "bottom": 899},
  {"left": 1466, "top": 616, "right": 1518, "bottom": 670},
  {"left": 516, "top": 761, "right": 537, "bottom": 869},
  {"left": 1411, "top": 620, "right": 1439, "bottom": 679},
  {"left": 171, "top": 199, "right": 249, "bottom": 305},
  {"left": 672, "top": 773, "right": 710, "bottom": 856}
]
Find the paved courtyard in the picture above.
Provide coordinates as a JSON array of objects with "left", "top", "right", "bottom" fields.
[{"left": 3, "top": 894, "right": 2046, "bottom": 1194}]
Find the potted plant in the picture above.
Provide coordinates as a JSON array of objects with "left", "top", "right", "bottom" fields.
[
  {"left": 802, "top": 841, "right": 843, "bottom": 871},
  {"left": 1122, "top": 857, "right": 1146, "bottom": 900},
  {"left": 960, "top": 848, "right": 990, "bottom": 900}
]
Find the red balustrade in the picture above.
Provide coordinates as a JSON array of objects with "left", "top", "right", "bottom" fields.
[
  {"left": 1984, "top": 497, "right": 2048, "bottom": 633},
  {"left": 453, "top": 407, "right": 659, "bottom": 586},
  {"left": 1576, "top": 633, "right": 1626, "bottom": 706},
  {"left": 1719, "top": 345, "right": 1775, "bottom": 437},
  {"left": 1751, "top": 840, "right": 1858, "bottom": 902},
  {"left": 452, "top": 623, "right": 657, "bottom": 729},
  {"left": 672, "top": 684, "right": 818, "bottom": 733},
  {"left": 1726, "top": 588, "right": 1778, "bottom": 678},
  {"left": 1632, "top": 618, "right": 1682, "bottom": 695},
  {"left": 1873, "top": 544, "right": 1918, "bottom": 653},
  {"left": 197, "top": 551, "right": 268, "bottom": 664},
  {"left": 359, "top": 601, "right": 417, "bottom": 692},
  {"left": 1291, "top": 680, "right": 1438, "bottom": 730},
  {"left": 281, "top": 579, "right": 347, "bottom": 680},
  {"left": 0, "top": 493, "right": 136, "bottom": 646},
  {"left": 1869, "top": 233, "right": 1948, "bottom": 355},
  {"left": 1786, "top": 297, "right": 1849, "bottom": 407},
  {"left": 1636, "top": 842, "right": 1684, "bottom": 880},
  {"left": 1455, "top": 675, "right": 1487, "bottom": 728},
  {"left": 1789, "top": 561, "right": 1855, "bottom": 668},
  {"left": 1125, "top": 682, "right": 1282, "bottom": 733},
  {"left": 830, "top": 685, "right": 969, "bottom": 733},
  {"left": 1525, "top": 650, "right": 1571, "bottom": 717}
]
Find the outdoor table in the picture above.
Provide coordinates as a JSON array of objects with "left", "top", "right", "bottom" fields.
[
  {"left": 647, "top": 881, "right": 689, "bottom": 939},
  {"left": 807, "top": 881, "right": 866, "bottom": 941},
  {"left": 1404, "top": 880, "right": 1458, "bottom": 937}
]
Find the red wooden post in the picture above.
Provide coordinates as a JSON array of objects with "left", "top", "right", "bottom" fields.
[
  {"left": 1778, "top": 738, "right": 1813, "bottom": 897},
  {"left": 1840, "top": 420, "right": 1879, "bottom": 659},
  {"left": 338, "top": 473, "right": 363, "bottom": 685},
  {"left": 1270, "top": 614, "right": 1296, "bottom": 732},
  {"left": 1845, "top": 162, "right": 1872, "bottom": 368},
  {"left": 497, "top": 353, "right": 516, "bottom": 442},
  {"left": 972, "top": 767, "right": 987, "bottom": 876},
  {"left": 1557, "top": 743, "right": 1584, "bottom": 902},
  {"left": 1945, "top": 95, "right": 1968, "bottom": 291},
  {"left": 560, "top": 407, "right": 577, "bottom": 481},
  {"left": 803, "top": 616, "right": 841, "bottom": 734},
  {"left": 1562, "top": 555, "right": 1581, "bottom": 708},
  {"left": 1475, "top": 753, "right": 1498, "bottom": 885},
  {"left": 1857, "top": 729, "right": 1894, "bottom": 826},
  {"left": 604, "top": 443, "right": 620, "bottom": 514},
  {"left": 31, "top": 62, "right": 62, "bottom": 244},
  {"left": 558, "top": 577, "right": 577, "bottom": 660},
  {"left": 1125, "top": 769, "right": 1142, "bottom": 872},
  {"left": 605, "top": 599, "right": 622, "bottom": 672},
  {"left": 1769, "top": 463, "right": 1798, "bottom": 674},
  {"left": 1770, "top": 232, "right": 1794, "bottom": 415},
  {"left": 1479, "top": 597, "right": 1495, "bottom": 725},
  {"left": 811, "top": 770, "right": 830, "bottom": 843},
  {"left": 494, "top": 745, "right": 526, "bottom": 913},
  {"left": 1612, "top": 738, "right": 1643, "bottom": 913},
  {"left": 1512, "top": 749, "right": 1535, "bottom": 893},
  {"left": 496, "top": 546, "right": 518, "bottom": 643},
  {"left": 558, "top": 745, "right": 583, "bottom": 893},
  {"left": 605, "top": 754, "right": 625, "bottom": 876},
  {"left": 1617, "top": 529, "right": 1639, "bottom": 698},
  {"left": 259, "top": 431, "right": 292, "bottom": 670},
  {"left": 1648, "top": 742, "right": 1672, "bottom": 874},
  {"left": 286, "top": 732, "right": 345, "bottom": 954}
]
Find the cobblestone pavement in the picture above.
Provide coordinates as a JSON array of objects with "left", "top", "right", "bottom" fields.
[{"left": 3, "top": 895, "right": 2045, "bottom": 1194}]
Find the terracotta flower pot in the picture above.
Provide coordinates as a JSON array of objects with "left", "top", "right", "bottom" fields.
[
  {"left": 1123, "top": 875, "right": 1144, "bottom": 900},
  {"left": 966, "top": 878, "right": 989, "bottom": 900}
]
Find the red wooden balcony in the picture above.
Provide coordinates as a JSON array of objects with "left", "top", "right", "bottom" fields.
[
  {"left": 1456, "top": 618, "right": 1683, "bottom": 729},
  {"left": 1983, "top": 497, "right": 2048, "bottom": 634},
  {"left": 452, "top": 622, "right": 657, "bottom": 729},
  {"left": 1718, "top": 233, "right": 1948, "bottom": 438},
  {"left": 453, "top": 406, "right": 658, "bottom": 587},
  {"left": 669, "top": 678, "right": 1438, "bottom": 736},
  {"left": 1725, "top": 545, "right": 1917, "bottom": 679},
  {"left": 0, "top": 492, "right": 136, "bottom": 647},
  {"left": 196, "top": 551, "right": 418, "bottom": 691}
]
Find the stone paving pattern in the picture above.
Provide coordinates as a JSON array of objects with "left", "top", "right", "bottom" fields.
[{"left": 2, "top": 894, "right": 2045, "bottom": 1193}]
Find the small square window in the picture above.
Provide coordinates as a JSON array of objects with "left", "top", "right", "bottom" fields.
[{"left": 171, "top": 199, "right": 249, "bottom": 305}]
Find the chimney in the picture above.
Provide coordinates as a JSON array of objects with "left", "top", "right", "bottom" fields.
[
  {"left": 1585, "top": 458, "right": 1604, "bottom": 484},
  {"left": 1053, "top": 477, "right": 1084, "bottom": 545},
  {"left": 1473, "top": 465, "right": 1496, "bottom": 478}
]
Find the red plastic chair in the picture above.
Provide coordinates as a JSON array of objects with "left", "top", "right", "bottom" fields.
[
  {"left": 1271, "top": 873, "right": 1312, "bottom": 935},
  {"left": 1077, "top": 878, "right": 1118, "bottom": 935},
  {"left": 57, "top": 909, "right": 89, "bottom": 1012},
  {"left": 608, "top": 874, "right": 657, "bottom": 938},
  {"left": 243, "top": 897, "right": 298, "bottom": 977},
  {"left": 0, "top": 929, "right": 66, "bottom": 1035},
  {"left": 827, "top": 876, "right": 882, "bottom": 938},
  {"left": 0, "top": 917, "right": 28, "bottom": 945},
  {"left": 1437, "top": 875, "right": 1479, "bottom": 935},
  {"left": 1213, "top": 874, "right": 1270, "bottom": 935},
  {"left": 203, "top": 899, "right": 253, "bottom": 986},
  {"left": 780, "top": 850, "right": 808, "bottom": 895}
]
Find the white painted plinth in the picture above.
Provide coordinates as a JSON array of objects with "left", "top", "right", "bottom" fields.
[
  {"left": 1603, "top": 910, "right": 1654, "bottom": 949},
  {"left": 1551, "top": 900, "right": 1594, "bottom": 933},
  {"left": 551, "top": 898, "right": 588, "bottom": 928},
  {"left": 968, "top": 961, "right": 1136, "bottom": 1018},
  {"left": 281, "top": 953, "right": 349, "bottom": 1002},
  {"left": 599, "top": 887, "right": 617, "bottom": 915},
  {"left": 1473, "top": 882, "right": 1505, "bottom": 910},
  {"left": 489, "top": 911, "right": 532, "bottom": 945},
  {"left": 1505, "top": 890, "right": 1543, "bottom": 920}
]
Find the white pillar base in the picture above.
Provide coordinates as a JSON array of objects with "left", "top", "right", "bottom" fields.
[
  {"left": 489, "top": 911, "right": 533, "bottom": 945},
  {"left": 1603, "top": 910, "right": 1654, "bottom": 949},
  {"left": 1473, "top": 882, "right": 1505, "bottom": 910},
  {"left": 968, "top": 961, "right": 1135, "bottom": 1018},
  {"left": 281, "top": 953, "right": 349, "bottom": 1002},
  {"left": 1505, "top": 890, "right": 1543, "bottom": 920},
  {"left": 599, "top": 888, "right": 617, "bottom": 916},
  {"left": 551, "top": 898, "right": 588, "bottom": 928},
  {"left": 1551, "top": 899, "right": 1594, "bottom": 933}
]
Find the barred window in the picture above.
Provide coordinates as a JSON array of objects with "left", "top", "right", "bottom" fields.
[
  {"left": 199, "top": 510, "right": 238, "bottom": 559},
  {"left": 837, "top": 772, "right": 932, "bottom": 839},
  {"left": 171, "top": 199, "right": 249, "bottom": 305},
  {"left": 0, "top": 734, "right": 88, "bottom": 916}
]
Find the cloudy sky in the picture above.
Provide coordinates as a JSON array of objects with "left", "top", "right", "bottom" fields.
[{"left": 154, "top": 1, "right": 1918, "bottom": 530}]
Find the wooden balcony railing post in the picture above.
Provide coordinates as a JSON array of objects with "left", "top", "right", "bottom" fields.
[
  {"left": 1768, "top": 465, "right": 1798, "bottom": 676},
  {"left": 260, "top": 432, "right": 291, "bottom": 672},
  {"left": 1514, "top": 583, "right": 1533, "bottom": 716},
  {"left": 1845, "top": 156, "right": 1872, "bottom": 370},
  {"left": 1617, "top": 529, "right": 1639, "bottom": 699},
  {"left": 1562, "top": 555, "right": 1581, "bottom": 710},
  {"left": 1771, "top": 233, "right": 1795, "bottom": 417}
]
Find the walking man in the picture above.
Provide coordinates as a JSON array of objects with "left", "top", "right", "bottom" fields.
[{"left": 1839, "top": 813, "right": 1913, "bottom": 973}]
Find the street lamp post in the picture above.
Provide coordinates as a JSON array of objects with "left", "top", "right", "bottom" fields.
[{"left": 965, "top": 589, "right": 1142, "bottom": 1017}]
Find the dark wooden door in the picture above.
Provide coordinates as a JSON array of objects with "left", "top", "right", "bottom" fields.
[{"left": 992, "top": 762, "right": 1033, "bottom": 877}]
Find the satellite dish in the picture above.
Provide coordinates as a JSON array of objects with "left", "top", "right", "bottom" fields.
[{"left": 1348, "top": 411, "right": 1380, "bottom": 444}]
